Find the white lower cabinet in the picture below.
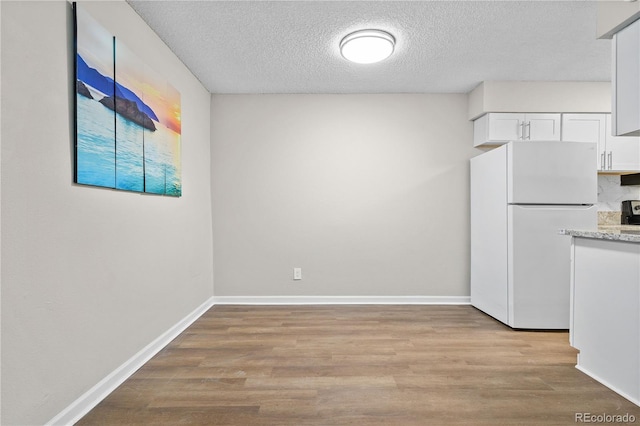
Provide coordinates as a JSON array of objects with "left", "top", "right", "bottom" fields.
[
  {"left": 473, "top": 113, "right": 561, "bottom": 147},
  {"left": 570, "top": 237, "right": 640, "bottom": 406},
  {"left": 562, "top": 113, "right": 640, "bottom": 172}
]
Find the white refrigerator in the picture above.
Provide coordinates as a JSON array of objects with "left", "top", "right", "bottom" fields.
[{"left": 470, "top": 141, "right": 597, "bottom": 329}]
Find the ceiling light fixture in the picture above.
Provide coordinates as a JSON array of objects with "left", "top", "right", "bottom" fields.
[{"left": 340, "top": 29, "right": 395, "bottom": 64}]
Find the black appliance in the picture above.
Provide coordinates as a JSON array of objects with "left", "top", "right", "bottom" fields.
[{"left": 621, "top": 200, "right": 640, "bottom": 224}]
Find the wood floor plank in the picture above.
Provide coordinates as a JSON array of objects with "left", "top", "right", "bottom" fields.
[{"left": 77, "top": 305, "right": 640, "bottom": 425}]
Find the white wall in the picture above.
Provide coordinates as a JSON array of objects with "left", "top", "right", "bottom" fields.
[
  {"left": 211, "top": 94, "right": 475, "bottom": 300},
  {"left": 468, "top": 81, "right": 612, "bottom": 120},
  {"left": 1, "top": 2, "right": 213, "bottom": 424},
  {"left": 597, "top": 0, "right": 640, "bottom": 39}
]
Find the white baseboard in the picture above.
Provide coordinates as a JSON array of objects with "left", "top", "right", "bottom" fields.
[
  {"left": 46, "top": 296, "right": 216, "bottom": 426},
  {"left": 575, "top": 365, "right": 640, "bottom": 407},
  {"left": 46, "top": 294, "right": 469, "bottom": 425},
  {"left": 213, "top": 295, "right": 471, "bottom": 305}
]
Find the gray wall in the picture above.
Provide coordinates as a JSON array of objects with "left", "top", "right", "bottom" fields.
[
  {"left": 211, "top": 94, "right": 475, "bottom": 298},
  {"left": 1, "top": 2, "right": 476, "bottom": 423},
  {"left": 1, "top": 1, "right": 213, "bottom": 424}
]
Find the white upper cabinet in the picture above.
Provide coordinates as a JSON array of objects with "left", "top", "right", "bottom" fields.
[
  {"left": 526, "top": 114, "right": 562, "bottom": 141},
  {"left": 605, "top": 114, "right": 640, "bottom": 171},
  {"left": 561, "top": 113, "right": 640, "bottom": 172},
  {"left": 561, "top": 114, "right": 607, "bottom": 169},
  {"left": 561, "top": 114, "right": 606, "bottom": 145},
  {"left": 612, "top": 19, "right": 640, "bottom": 136},
  {"left": 473, "top": 113, "right": 561, "bottom": 147}
]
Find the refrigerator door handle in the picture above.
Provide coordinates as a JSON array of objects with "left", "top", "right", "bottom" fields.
[
  {"left": 601, "top": 152, "right": 606, "bottom": 170},
  {"left": 509, "top": 204, "right": 595, "bottom": 210},
  {"left": 608, "top": 151, "right": 612, "bottom": 170}
]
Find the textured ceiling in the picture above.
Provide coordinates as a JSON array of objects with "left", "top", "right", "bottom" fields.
[{"left": 126, "top": 1, "right": 611, "bottom": 94}]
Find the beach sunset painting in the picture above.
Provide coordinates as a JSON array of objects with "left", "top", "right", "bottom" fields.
[
  {"left": 74, "top": 4, "right": 116, "bottom": 189},
  {"left": 74, "top": 3, "right": 182, "bottom": 196},
  {"left": 142, "top": 68, "right": 182, "bottom": 196}
]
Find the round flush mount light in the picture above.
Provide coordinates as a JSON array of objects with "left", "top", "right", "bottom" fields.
[{"left": 340, "top": 29, "right": 395, "bottom": 64}]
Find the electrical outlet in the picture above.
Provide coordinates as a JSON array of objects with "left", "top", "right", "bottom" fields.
[{"left": 293, "top": 267, "right": 302, "bottom": 280}]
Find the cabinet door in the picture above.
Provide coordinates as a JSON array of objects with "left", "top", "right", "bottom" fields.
[
  {"left": 487, "top": 113, "right": 524, "bottom": 141},
  {"left": 605, "top": 114, "right": 640, "bottom": 171},
  {"left": 613, "top": 19, "right": 640, "bottom": 136},
  {"left": 525, "top": 113, "right": 561, "bottom": 141},
  {"left": 561, "top": 114, "right": 606, "bottom": 170}
]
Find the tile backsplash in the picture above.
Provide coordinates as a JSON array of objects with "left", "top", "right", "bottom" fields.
[
  {"left": 597, "top": 175, "right": 640, "bottom": 211},
  {"left": 598, "top": 210, "right": 621, "bottom": 226}
]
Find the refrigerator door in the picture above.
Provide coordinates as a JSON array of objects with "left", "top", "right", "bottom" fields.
[
  {"left": 507, "top": 141, "right": 597, "bottom": 205},
  {"left": 507, "top": 204, "right": 597, "bottom": 329}
]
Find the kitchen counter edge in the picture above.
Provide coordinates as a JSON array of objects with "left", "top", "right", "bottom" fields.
[{"left": 560, "top": 226, "right": 640, "bottom": 243}]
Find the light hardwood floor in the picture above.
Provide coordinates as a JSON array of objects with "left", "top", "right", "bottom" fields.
[{"left": 77, "top": 305, "right": 640, "bottom": 425}]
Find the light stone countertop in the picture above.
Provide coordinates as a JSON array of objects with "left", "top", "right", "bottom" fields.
[{"left": 560, "top": 225, "right": 640, "bottom": 243}]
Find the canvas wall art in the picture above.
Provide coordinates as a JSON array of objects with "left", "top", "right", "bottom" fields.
[{"left": 74, "top": 3, "right": 182, "bottom": 196}]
